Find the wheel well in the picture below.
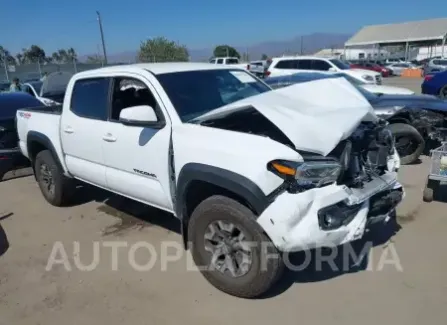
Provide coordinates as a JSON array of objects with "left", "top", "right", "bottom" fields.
[
  {"left": 181, "top": 180, "right": 256, "bottom": 247},
  {"left": 28, "top": 141, "right": 48, "bottom": 164}
]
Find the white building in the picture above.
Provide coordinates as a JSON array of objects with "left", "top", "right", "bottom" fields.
[{"left": 314, "top": 48, "right": 391, "bottom": 60}]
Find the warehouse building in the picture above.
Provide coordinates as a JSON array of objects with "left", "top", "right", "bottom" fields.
[{"left": 344, "top": 18, "right": 447, "bottom": 61}]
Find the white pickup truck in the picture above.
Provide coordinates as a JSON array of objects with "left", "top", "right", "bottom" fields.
[
  {"left": 209, "top": 57, "right": 248, "bottom": 70},
  {"left": 16, "top": 63, "right": 403, "bottom": 298}
]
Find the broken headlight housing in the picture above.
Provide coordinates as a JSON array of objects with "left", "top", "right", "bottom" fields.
[{"left": 268, "top": 159, "right": 342, "bottom": 189}]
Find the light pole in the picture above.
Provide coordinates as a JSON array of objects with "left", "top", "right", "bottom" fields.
[{"left": 96, "top": 11, "right": 108, "bottom": 65}]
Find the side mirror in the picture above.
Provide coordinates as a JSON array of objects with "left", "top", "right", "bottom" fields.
[
  {"left": 119, "top": 105, "right": 162, "bottom": 127},
  {"left": 328, "top": 67, "right": 337, "bottom": 72}
]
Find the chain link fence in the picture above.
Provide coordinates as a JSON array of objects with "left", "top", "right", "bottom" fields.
[{"left": 1, "top": 61, "right": 125, "bottom": 82}]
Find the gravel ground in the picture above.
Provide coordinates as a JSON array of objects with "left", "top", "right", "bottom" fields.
[{"left": 1, "top": 77, "right": 446, "bottom": 325}]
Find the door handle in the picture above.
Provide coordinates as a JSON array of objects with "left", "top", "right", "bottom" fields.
[
  {"left": 63, "top": 126, "right": 74, "bottom": 134},
  {"left": 102, "top": 133, "right": 117, "bottom": 142}
]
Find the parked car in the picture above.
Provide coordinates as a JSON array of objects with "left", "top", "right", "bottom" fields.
[
  {"left": 386, "top": 62, "right": 418, "bottom": 76},
  {"left": 0, "top": 92, "right": 47, "bottom": 180},
  {"left": 264, "top": 72, "right": 447, "bottom": 164},
  {"left": 0, "top": 81, "right": 10, "bottom": 93},
  {"left": 246, "top": 60, "right": 267, "bottom": 77},
  {"left": 422, "top": 70, "right": 447, "bottom": 98},
  {"left": 350, "top": 62, "right": 391, "bottom": 77},
  {"left": 16, "top": 63, "right": 402, "bottom": 298},
  {"left": 265, "top": 56, "right": 382, "bottom": 84},
  {"left": 22, "top": 80, "right": 63, "bottom": 106},
  {"left": 422, "top": 58, "right": 447, "bottom": 76},
  {"left": 265, "top": 72, "right": 414, "bottom": 95}
]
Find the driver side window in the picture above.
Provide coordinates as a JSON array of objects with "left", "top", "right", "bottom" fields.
[{"left": 110, "top": 77, "right": 159, "bottom": 122}]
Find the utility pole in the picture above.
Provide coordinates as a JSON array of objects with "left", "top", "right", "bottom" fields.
[
  {"left": 300, "top": 36, "right": 303, "bottom": 55},
  {"left": 96, "top": 11, "right": 108, "bottom": 65}
]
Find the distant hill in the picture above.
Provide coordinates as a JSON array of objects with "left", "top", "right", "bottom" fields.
[{"left": 79, "top": 32, "right": 351, "bottom": 63}]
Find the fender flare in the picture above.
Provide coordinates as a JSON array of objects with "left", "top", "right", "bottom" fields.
[
  {"left": 175, "top": 163, "right": 271, "bottom": 221},
  {"left": 27, "top": 131, "right": 64, "bottom": 172}
]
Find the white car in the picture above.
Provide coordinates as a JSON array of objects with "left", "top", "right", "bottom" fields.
[
  {"left": 22, "top": 71, "right": 73, "bottom": 106},
  {"left": 266, "top": 56, "right": 382, "bottom": 84},
  {"left": 340, "top": 73, "right": 414, "bottom": 95},
  {"left": 21, "top": 82, "right": 58, "bottom": 106},
  {"left": 16, "top": 63, "right": 402, "bottom": 298}
]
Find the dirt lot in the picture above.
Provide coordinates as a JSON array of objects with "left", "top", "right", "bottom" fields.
[{"left": 1, "top": 77, "right": 447, "bottom": 325}]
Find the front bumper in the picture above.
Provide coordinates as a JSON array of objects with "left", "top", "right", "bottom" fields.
[
  {"left": 0, "top": 147, "right": 30, "bottom": 178},
  {"left": 257, "top": 158, "right": 403, "bottom": 252}
]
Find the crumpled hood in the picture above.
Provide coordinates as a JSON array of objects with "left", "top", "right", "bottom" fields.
[
  {"left": 195, "top": 78, "right": 378, "bottom": 156},
  {"left": 41, "top": 71, "right": 73, "bottom": 97}
]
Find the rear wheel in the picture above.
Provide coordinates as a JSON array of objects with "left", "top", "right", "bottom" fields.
[
  {"left": 188, "top": 195, "right": 284, "bottom": 298},
  {"left": 387, "top": 123, "right": 425, "bottom": 165},
  {"left": 34, "top": 150, "right": 74, "bottom": 206}
]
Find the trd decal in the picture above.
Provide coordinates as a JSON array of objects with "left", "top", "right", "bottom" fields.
[{"left": 133, "top": 168, "right": 157, "bottom": 178}]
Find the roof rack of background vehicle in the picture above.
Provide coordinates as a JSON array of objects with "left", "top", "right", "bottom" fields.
[{"left": 344, "top": 18, "right": 447, "bottom": 60}]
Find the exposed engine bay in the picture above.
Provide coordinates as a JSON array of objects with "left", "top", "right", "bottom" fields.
[
  {"left": 198, "top": 108, "right": 395, "bottom": 190},
  {"left": 407, "top": 108, "right": 447, "bottom": 142}
]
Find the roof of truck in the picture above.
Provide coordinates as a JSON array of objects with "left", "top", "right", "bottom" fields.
[{"left": 76, "top": 63, "right": 239, "bottom": 78}]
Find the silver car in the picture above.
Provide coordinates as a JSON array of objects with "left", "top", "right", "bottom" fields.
[
  {"left": 423, "top": 58, "right": 447, "bottom": 76},
  {"left": 385, "top": 62, "right": 416, "bottom": 76}
]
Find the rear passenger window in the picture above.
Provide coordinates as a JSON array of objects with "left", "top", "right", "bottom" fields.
[
  {"left": 297, "top": 60, "right": 312, "bottom": 69},
  {"left": 275, "top": 60, "right": 295, "bottom": 69},
  {"left": 312, "top": 60, "right": 331, "bottom": 71},
  {"left": 70, "top": 78, "right": 110, "bottom": 120}
]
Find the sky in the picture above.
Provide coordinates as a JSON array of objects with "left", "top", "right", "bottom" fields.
[{"left": 1, "top": 0, "right": 446, "bottom": 56}]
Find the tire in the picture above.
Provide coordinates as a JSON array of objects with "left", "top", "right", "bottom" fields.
[
  {"left": 188, "top": 195, "right": 284, "bottom": 298},
  {"left": 423, "top": 188, "right": 433, "bottom": 202},
  {"left": 34, "top": 150, "right": 74, "bottom": 206},
  {"left": 439, "top": 85, "right": 447, "bottom": 99},
  {"left": 387, "top": 123, "right": 425, "bottom": 165}
]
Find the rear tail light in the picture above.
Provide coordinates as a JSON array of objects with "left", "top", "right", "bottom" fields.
[
  {"left": 424, "top": 75, "right": 434, "bottom": 82},
  {"left": 264, "top": 70, "right": 271, "bottom": 77}
]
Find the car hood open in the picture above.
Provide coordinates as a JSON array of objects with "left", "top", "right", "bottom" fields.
[
  {"left": 40, "top": 71, "right": 73, "bottom": 97},
  {"left": 194, "top": 78, "right": 378, "bottom": 156}
]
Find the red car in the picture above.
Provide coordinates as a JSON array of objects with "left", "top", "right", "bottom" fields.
[{"left": 350, "top": 62, "right": 391, "bottom": 77}]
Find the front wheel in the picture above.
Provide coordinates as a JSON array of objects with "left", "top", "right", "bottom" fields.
[
  {"left": 387, "top": 123, "right": 425, "bottom": 165},
  {"left": 188, "top": 195, "right": 284, "bottom": 298}
]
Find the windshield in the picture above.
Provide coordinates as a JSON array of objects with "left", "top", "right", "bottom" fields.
[
  {"left": 329, "top": 59, "right": 351, "bottom": 70},
  {"left": 435, "top": 60, "right": 447, "bottom": 66},
  {"left": 156, "top": 69, "right": 271, "bottom": 122}
]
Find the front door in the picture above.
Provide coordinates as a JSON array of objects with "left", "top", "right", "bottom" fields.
[
  {"left": 102, "top": 75, "right": 173, "bottom": 212},
  {"left": 60, "top": 77, "right": 110, "bottom": 187}
]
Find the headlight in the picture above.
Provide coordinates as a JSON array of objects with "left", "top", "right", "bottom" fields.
[
  {"left": 268, "top": 160, "right": 342, "bottom": 188},
  {"left": 362, "top": 75, "right": 374, "bottom": 81}
]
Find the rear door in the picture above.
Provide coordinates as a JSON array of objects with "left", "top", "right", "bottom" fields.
[{"left": 60, "top": 77, "right": 110, "bottom": 187}]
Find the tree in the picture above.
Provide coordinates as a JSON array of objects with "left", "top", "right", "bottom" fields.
[
  {"left": 16, "top": 53, "right": 24, "bottom": 65},
  {"left": 213, "top": 45, "right": 240, "bottom": 58},
  {"left": 0, "top": 45, "right": 16, "bottom": 65},
  {"left": 22, "top": 45, "right": 46, "bottom": 63},
  {"left": 138, "top": 37, "right": 189, "bottom": 63},
  {"left": 261, "top": 54, "right": 268, "bottom": 60}
]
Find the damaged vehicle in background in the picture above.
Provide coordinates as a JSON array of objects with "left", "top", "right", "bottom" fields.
[
  {"left": 264, "top": 72, "right": 447, "bottom": 165},
  {"left": 16, "top": 63, "right": 403, "bottom": 298},
  {"left": 22, "top": 71, "right": 73, "bottom": 106}
]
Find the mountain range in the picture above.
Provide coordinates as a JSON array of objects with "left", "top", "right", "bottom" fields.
[{"left": 79, "top": 32, "right": 352, "bottom": 63}]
